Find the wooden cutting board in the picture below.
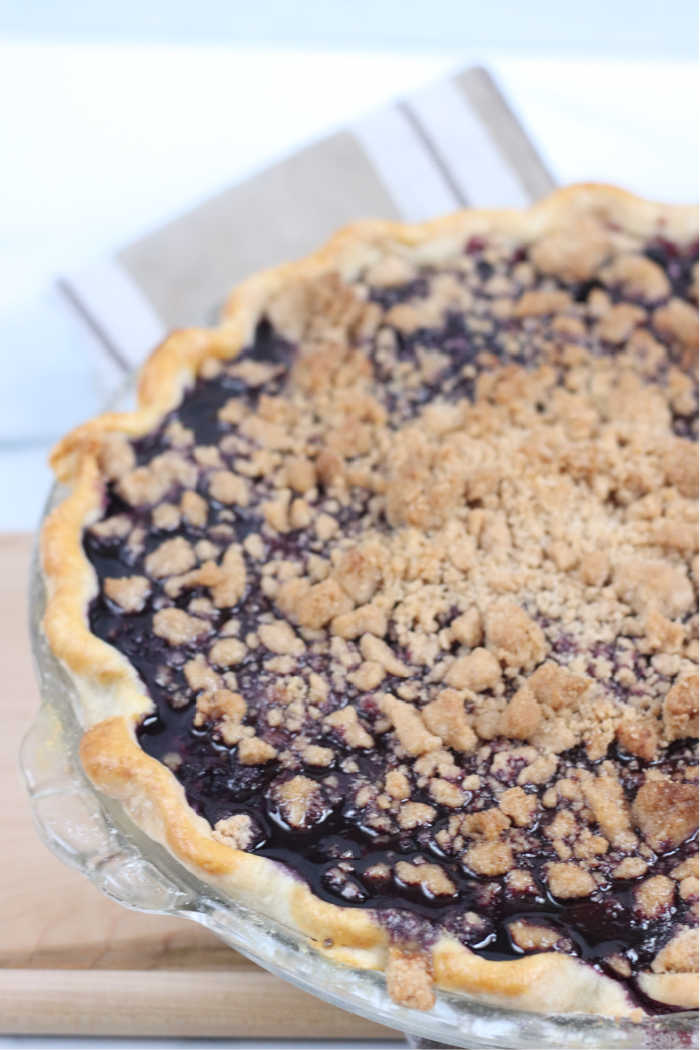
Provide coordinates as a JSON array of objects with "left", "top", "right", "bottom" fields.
[{"left": 0, "top": 533, "right": 399, "bottom": 1039}]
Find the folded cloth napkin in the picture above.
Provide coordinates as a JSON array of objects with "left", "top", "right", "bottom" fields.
[{"left": 59, "top": 65, "right": 554, "bottom": 373}]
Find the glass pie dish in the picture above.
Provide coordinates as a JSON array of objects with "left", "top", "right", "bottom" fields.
[{"left": 22, "top": 481, "right": 698, "bottom": 1050}]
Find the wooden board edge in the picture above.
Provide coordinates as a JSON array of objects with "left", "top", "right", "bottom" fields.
[{"left": 0, "top": 968, "right": 400, "bottom": 1038}]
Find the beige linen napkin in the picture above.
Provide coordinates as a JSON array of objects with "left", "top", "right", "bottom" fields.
[{"left": 60, "top": 66, "right": 554, "bottom": 373}]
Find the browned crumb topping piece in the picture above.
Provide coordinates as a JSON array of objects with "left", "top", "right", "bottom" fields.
[
  {"left": 152, "top": 503, "right": 180, "bottom": 530},
  {"left": 386, "top": 946, "right": 435, "bottom": 1011},
  {"left": 97, "top": 432, "right": 136, "bottom": 479},
  {"left": 614, "top": 558, "right": 694, "bottom": 620},
  {"left": 208, "top": 470, "right": 249, "bottom": 506},
  {"left": 651, "top": 928, "right": 699, "bottom": 974},
  {"left": 90, "top": 514, "right": 131, "bottom": 541},
  {"left": 381, "top": 694, "right": 441, "bottom": 756},
  {"left": 210, "top": 545, "right": 246, "bottom": 607},
  {"left": 635, "top": 876, "right": 676, "bottom": 919},
  {"left": 194, "top": 689, "right": 248, "bottom": 745},
  {"left": 449, "top": 607, "right": 483, "bottom": 647},
  {"left": 528, "top": 662, "right": 590, "bottom": 711},
  {"left": 444, "top": 647, "right": 501, "bottom": 691},
  {"left": 181, "top": 489, "right": 208, "bottom": 526},
  {"left": 398, "top": 801, "right": 436, "bottom": 830},
  {"left": 422, "top": 689, "right": 477, "bottom": 753},
  {"left": 258, "top": 620, "right": 305, "bottom": 655},
  {"left": 145, "top": 536, "right": 196, "bottom": 578},
  {"left": 323, "top": 706, "right": 374, "bottom": 748},
  {"left": 238, "top": 736, "right": 278, "bottom": 765},
  {"left": 663, "top": 674, "right": 699, "bottom": 741},
  {"left": 295, "top": 578, "right": 352, "bottom": 629},
  {"left": 547, "top": 862, "right": 597, "bottom": 899},
  {"left": 465, "top": 840, "right": 514, "bottom": 877},
  {"left": 209, "top": 637, "right": 247, "bottom": 667},
  {"left": 272, "top": 775, "right": 324, "bottom": 829},
  {"left": 654, "top": 298, "right": 699, "bottom": 350},
  {"left": 499, "top": 684, "right": 542, "bottom": 741},
  {"left": 395, "top": 860, "right": 456, "bottom": 897},
  {"left": 508, "top": 919, "right": 562, "bottom": 952},
  {"left": 632, "top": 779, "right": 699, "bottom": 852},
  {"left": 485, "top": 600, "right": 546, "bottom": 672},
  {"left": 153, "top": 608, "right": 209, "bottom": 645},
  {"left": 581, "top": 773, "right": 636, "bottom": 849},
  {"left": 164, "top": 560, "right": 222, "bottom": 599},
  {"left": 104, "top": 575, "right": 151, "bottom": 613},
  {"left": 499, "top": 786, "right": 537, "bottom": 827},
  {"left": 213, "top": 813, "right": 255, "bottom": 849}
]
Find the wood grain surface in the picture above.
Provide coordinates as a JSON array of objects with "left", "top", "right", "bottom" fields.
[{"left": 0, "top": 533, "right": 398, "bottom": 1038}]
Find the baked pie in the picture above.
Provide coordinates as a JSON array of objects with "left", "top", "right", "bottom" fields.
[{"left": 42, "top": 185, "right": 699, "bottom": 1019}]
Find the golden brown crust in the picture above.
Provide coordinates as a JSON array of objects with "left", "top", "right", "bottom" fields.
[
  {"left": 637, "top": 973, "right": 699, "bottom": 1010},
  {"left": 42, "top": 185, "right": 698, "bottom": 1019}
]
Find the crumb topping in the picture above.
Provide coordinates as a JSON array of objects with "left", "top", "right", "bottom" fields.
[
  {"left": 84, "top": 220, "right": 699, "bottom": 996},
  {"left": 386, "top": 945, "right": 436, "bottom": 1011},
  {"left": 104, "top": 575, "right": 151, "bottom": 613},
  {"left": 213, "top": 812, "right": 256, "bottom": 849}
]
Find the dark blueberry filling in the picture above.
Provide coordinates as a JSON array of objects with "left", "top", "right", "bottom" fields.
[
  {"left": 369, "top": 277, "right": 430, "bottom": 310},
  {"left": 134, "top": 321, "right": 291, "bottom": 456},
  {"left": 644, "top": 238, "right": 698, "bottom": 301},
  {"left": 84, "top": 239, "right": 698, "bottom": 1011}
]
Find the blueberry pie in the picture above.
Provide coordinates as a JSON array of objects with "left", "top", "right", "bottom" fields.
[{"left": 42, "top": 185, "right": 699, "bottom": 1018}]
